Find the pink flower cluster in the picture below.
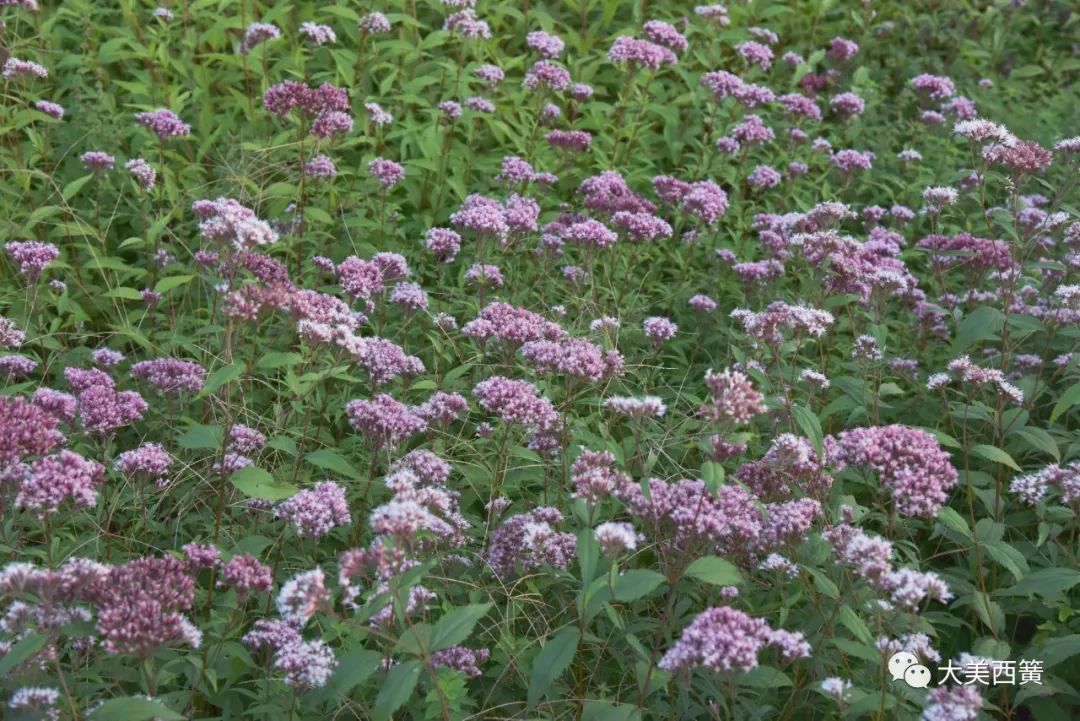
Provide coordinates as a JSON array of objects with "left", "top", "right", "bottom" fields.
[
  {"left": 274, "top": 481, "right": 351, "bottom": 538},
  {"left": 824, "top": 511, "right": 953, "bottom": 610},
  {"left": 832, "top": 425, "right": 959, "bottom": 517},
  {"left": 92, "top": 556, "right": 197, "bottom": 657},
  {"left": 659, "top": 606, "right": 810, "bottom": 672},
  {"left": 571, "top": 449, "right": 631, "bottom": 503},
  {"left": 463, "top": 302, "right": 564, "bottom": 348},
  {"left": 134, "top": 108, "right": 190, "bottom": 138},
  {"left": 521, "top": 337, "right": 624, "bottom": 382},
  {"left": 345, "top": 394, "right": 427, "bottom": 449},
  {"left": 14, "top": 450, "right": 105, "bottom": 517},
  {"left": 193, "top": 197, "right": 279, "bottom": 251},
  {"left": 731, "top": 302, "right": 834, "bottom": 344},
  {"left": 114, "top": 442, "right": 173, "bottom": 486},
  {"left": 5, "top": 241, "right": 59, "bottom": 281},
  {"left": 700, "top": 368, "right": 766, "bottom": 424},
  {"left": 485, "top": 507, "right": 576, "bottom": 577},
  {"left": 473, "top": 376, "right": 561, "bottom": 449},
  {"left": 608, "top": 36, "right": 677, "bottom": 70},
  {"left": 130, "top": 358, "right": 207, "bottom": 395}
]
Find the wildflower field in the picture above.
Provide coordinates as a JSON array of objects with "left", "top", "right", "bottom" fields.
[{"left": 3, "top": 0, "right": 1080, "bottom": 718}]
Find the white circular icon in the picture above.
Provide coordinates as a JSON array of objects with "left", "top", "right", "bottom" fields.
[
  {"left": 903, "top": 664, "right": 932, "bottom": 688},
  {"left": 888, "top": 651, "right": 919, "bottom": 681}
]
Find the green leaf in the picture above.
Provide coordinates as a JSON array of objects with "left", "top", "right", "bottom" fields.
[
  {"left": 177, "top": 423, "right": 224, "bottom": 450},
  {"left": 1050, "top": 381, "right": 1080, "bottom": 423},
  {"left": 996, "top": 569, "right": 1080, "bottom": 598},
  {"left": 304, "top": 449, "right": 359, "bottom": 478},
  {"left": 810, "top": 569, "right": 840, "bottom": 599},
  {"left": 0, "top": 634, "right": 45, "bottom": 677},
  {"left": 701, "top": 461, "right": 725, "bottom": 490},
  {"left": 791, "top": 406, "right": 824, "bottom": 458},
  {"left": 1037, "top": 634, "right": 1080, "bottom": 668},
  {"left": 324, "top": 649, "right": 382, "bottom": 696},
  {"left": 429, "top": 603, "right": 492, "bottom": 652},
  {"left": 983, "top": 540, "right": 1028, "bottom": 582},
  {"left": 228, "top": 466, "right": 298, "bottom": 501},
  {"left": 738, "top": 665, "right": 792, "bottom": 688},
  {"left": 936, "top": 507, "right": 972, "bottom": 539},
  {"left": 832, "top": 637, "right": 882, "bottom": 663},
  {"left": 1014, "top": 427, "right": 1060, "bottom": 462},
  {"left": 578, "top": 528, "right": 599, "bottom": 590},
  {"left": 256, "top": 352, "right": 303, "bottom": 369},
  {"left": 527, "top": 627, "right": 580, "bottom": 707},
  {"left": 1011, "top": 64, "right": 1045, "bottom": 78},
  {"left": 394, "top": 622, "right": 431, "bottom": 656},
  {"left": 104, "top": 287, "right": 145, "bottom": 301},
  {"left": 972, "top": 592, "right": 1004, "bottom": 632},
  {"left": 970, "top": 444, "right": 1021, "bottom": 471},
  {"left": 582, "top": 701, "right": 642, "bottom": 721},
  {"left": 153, "top": 274, "right": 195, "bottom": 293},
  {"left": 373, "top": 659, "right": 423, "bottom": 721},
  {"left": 838, "top": 606, "right": 874, "bottom": 644},
  {"left": 952, "top": 306, "right": 1005, "bottom": 353},
  {"left": 199, "top": 362, "right": 245, "bottom": 398},
  {"left": 62, "top": 174, "right": 93, "bottom": 201},
  {"left": 88, "top": 698, "right": 184, "bottom": 721},
  {"left": 684, "top": 556, "right": 743, "bottom": 587},
  {"left": 612, "top": 569, "right": 667, "bottom": 602}
]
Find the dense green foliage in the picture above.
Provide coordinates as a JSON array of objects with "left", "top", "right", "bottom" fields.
[{"left": 3, "top": 1, "right": 1080, "bottom": 720}]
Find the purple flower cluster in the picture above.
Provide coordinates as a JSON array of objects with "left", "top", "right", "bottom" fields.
[
  {"left": 134, "top": 108, "right": 191, "bottom": 139},
  {"left": 263, "top": 80, "right": 348, "bottom": 118},
  {"left": 444, "top": 9, "right": 490, "bottom": 39},
  {"left": 526, "top": 31, "right": 564, "bottom": 59},
  {"left": 73, "top": 383, "right": 144, "bottom": 436},
  {"left": 0, "top": 317, "right": 26, "bottom": 349},
  {"left": 832, "top": 425, "right": 959, "bottom": 517},
  {"left": 608, "top": 36, "right": 677, "bottom": 70},
  {"left": 274, "top": 481, "right": 351, "bottom": 538},
  {"left": 5, "top": 241, "right": 59, "bottom": 281},
  {"left": 731, "top": 302, "right": 834, "bottom": 344},
  {"left": 700, "top": 368, "right": 766, "bottom": 424},
  {"left": 193, "top": 197, "right": 279, "bottom": 250},
  {"left": 473, "top": 376, "right": 560, "bottom": 449},
  {"left": 34, "top": 100, "right": 64, "bottom": 118},
  {"left": 15, "top": 450, "right": 105, "bottom": 517},
  {"left": 299, "top": 22, "right": 336, "bottom": 46},
  {"left": 485, "top": 507, "right": 576, "bottom": 577},
  {"left": 2, "top": 57, "right": 48, "bottom": 79},
  {"left": 450, "top": 194, "right": 510, "bottom": 241},
  {"left": 430, "top": 646, "right": 490, "bottom": 677},
  {"left": 463, "top": 302, "right": 564, "bottom": 348},
  {"left": 81, "top": 151, "right": 115, "bottom": 172},
  {"left": 358, "top": 13, "right": 391, "bottom": 35},
  {"left": 659, "top": 606, "right": 810, "bottom": 672},
  {"left": 219, "top": 554, "right": 273, "bottom": 599},
  {"left": 643, "top": 316, "right": 677, "bottom": 343},
  {"left": 131, "top": 358, "right": 207, "bottom": 395},
  {"left": 425, "top": 227, "right": 462, "bottom": 263},
  {"left": 571, "top": 449, "right": 630, "bottom": 503},
  {"left": 368, "top": 157, "right": 405, "bottom": 189},
  {"left": 31, "top": 388, "right": 77, "bottom": 424},
  {"left": 115, "top": 443, "right": 173, "bottom": 485},
  {"left": 521, "top": 337, "right": 624, "bottom": 382},
  {"left": 643, "top": 20, "right": 688, "bottom": 53},
  {"left": 125, "top": 158, "right": 156, "bottom": 189},
  {"left": 92, "top": 556, "right": 196, "bottom": 657},
  {"left": 239, "top": 23, "right": 281, "bottom": 53},
  {"left": 345, "top": 394, "right": 427, "bottom": 449}
]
